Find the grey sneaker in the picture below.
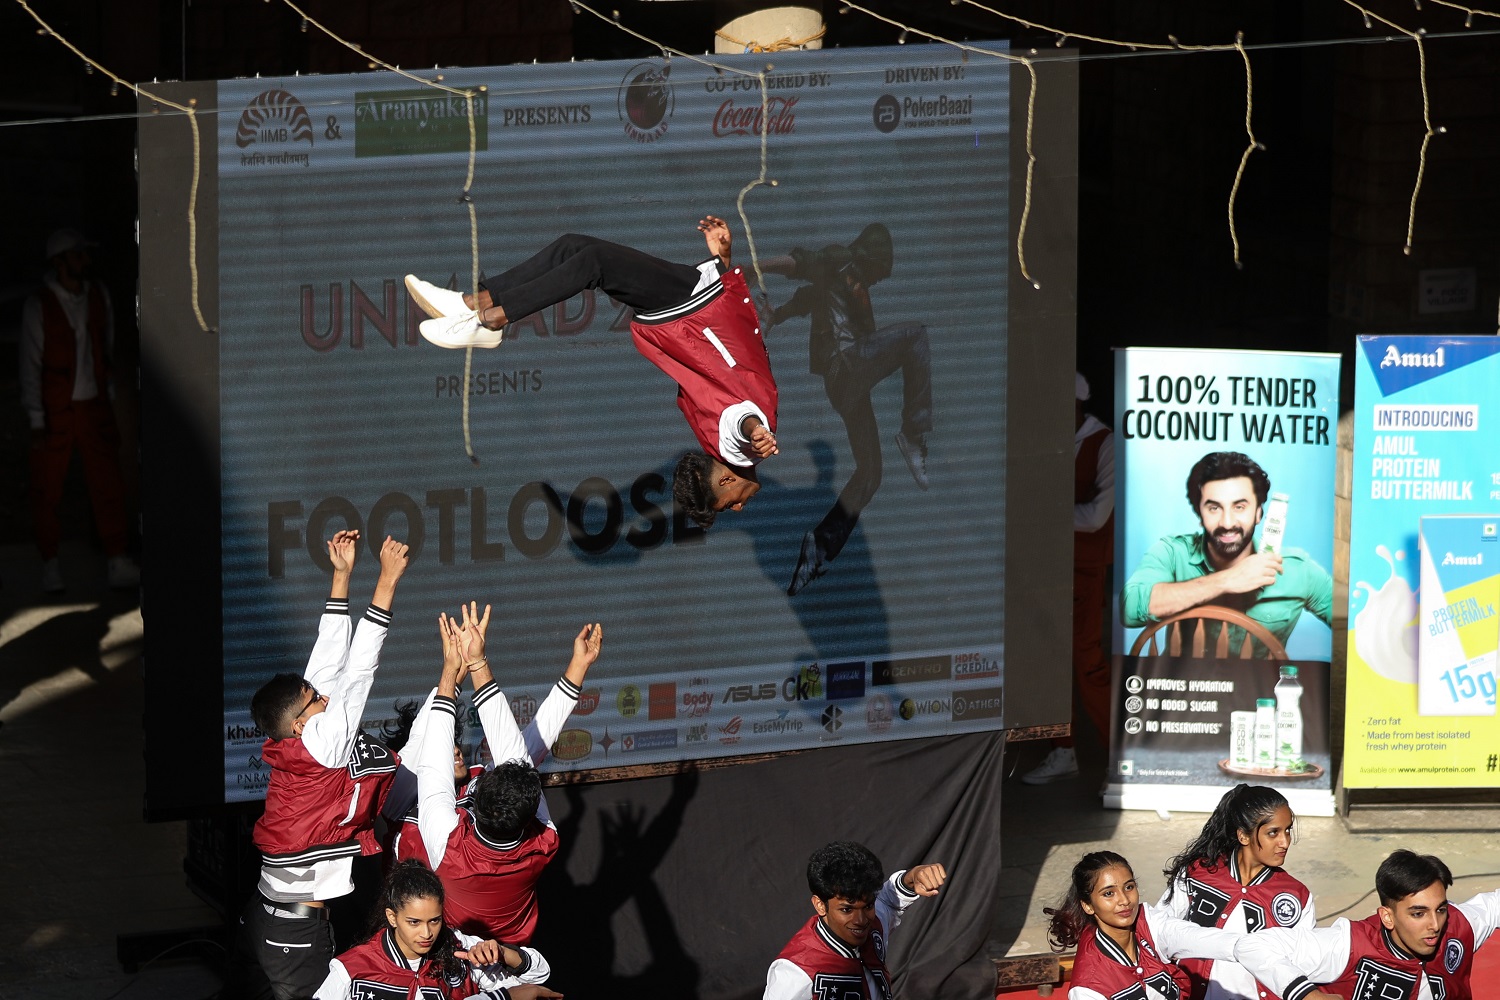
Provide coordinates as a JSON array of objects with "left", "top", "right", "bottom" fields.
[
  {"left": 895, "top": 431, "right": 929, "bottom": 491},
  {"left": 1020, "top": 746, "right": 1079, "bottom": 785}
]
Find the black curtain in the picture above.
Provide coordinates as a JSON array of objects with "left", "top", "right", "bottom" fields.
[{"left": 531, "top": 730, "right": 1005, "bottom": 998}]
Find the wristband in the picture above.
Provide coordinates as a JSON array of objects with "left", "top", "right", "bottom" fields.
[{"left": 463, "top": 658, "right": 489, "bottom": 670}]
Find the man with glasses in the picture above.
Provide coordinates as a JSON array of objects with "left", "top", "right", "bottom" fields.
[{"left": 230, "top": 530, "right": 410, "bottom": 1000}]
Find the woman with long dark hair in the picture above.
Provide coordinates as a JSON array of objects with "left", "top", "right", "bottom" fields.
[
  {"left": 1159, "top": 784, "right": 1313, "bottom": 999},
  {"left": 312, "top": 860, "right": 559, "bottom": 1000},
  {"left": 1049, "top": 851, "right": 1235, "bottom": 1000}
]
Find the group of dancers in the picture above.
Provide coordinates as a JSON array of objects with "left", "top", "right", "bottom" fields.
[{"left": 1052, "top": 783, "right": 1500, "bottom": 1000}]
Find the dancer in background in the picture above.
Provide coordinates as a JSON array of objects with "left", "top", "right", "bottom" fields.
[
  {"left": 1159, "top": 784, "right": 1313, "bottom": 999},
  {"left": 406, "top": 216, "right": 776, "bottom": 529}
]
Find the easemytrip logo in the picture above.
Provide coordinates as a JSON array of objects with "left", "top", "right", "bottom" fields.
[
  {"left": 235, "top": 88, "right": 314, "bottom": 168},
  {"left": 952, "top": 687, "right": 1004, "bottom": 721},
  {"left": 618, "top": 61, "right": 675, "bottom": 143},
  {"left": 354, "top": 89, "right": 490, "bottom": 157},
  {"left": 753, "top": 709, "right": 805, "bottom": 736}
]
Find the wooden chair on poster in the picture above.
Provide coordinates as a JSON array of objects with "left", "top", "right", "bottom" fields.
[{"left": 1129, "top": 605, "right": 1290, "bottom": 661}]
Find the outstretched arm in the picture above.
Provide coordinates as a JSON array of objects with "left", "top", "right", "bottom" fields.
[
  {"left": 524, "top": 623, "right": 603, "bottom": 764},
  {"left": 459, "top": 603, "right": 529, "bottom": 766},
  {"left": 303, "top": 530, "right": 359, "bottom": 694},
  {"left": 413, "top": 613, "right": 468, "bottom": 869}
]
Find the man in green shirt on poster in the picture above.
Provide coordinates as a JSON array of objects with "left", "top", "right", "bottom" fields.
[{"left": 1121, "top": 451, "right": 1332, "bottom": 655}]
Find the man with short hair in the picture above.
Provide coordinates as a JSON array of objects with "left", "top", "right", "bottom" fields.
[
  {"left": 397, "top": 602, "right": 602, "bottom": 944},
  {"left": 19, "top": 228, "right": 138, "bottom": 592},
  {"left": 1234, "top": 849, "right": 1500, "bottom": 1000},
  {"left": 231, "top": 530, "right": 410, "bottom": 1000},
  {"left": 406, "top": 216, "right": 777, "bottom": 528},
  {"left": 763, "top": 841, "right": 947, "bottom": 1000},
  {"left": 1121, "top": 450, "right": 1332, "bottom": 655}
]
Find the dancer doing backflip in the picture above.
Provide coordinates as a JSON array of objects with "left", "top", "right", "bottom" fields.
[{"left": 406, "top": 217, "right": 777, "bottom": 529}]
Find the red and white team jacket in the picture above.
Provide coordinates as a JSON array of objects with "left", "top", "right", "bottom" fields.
[
  {"left": 1070, "top": 905, "right": 1240, "bottom": 1000},
  {"left": 396, "top": 676, "right": 580, "bottom": 943},
  {"left": 1235, "top": 888, "right": 1500, "bottom": 1000},
  {"left": 1158, "top": 855, "right": 1315, "bottom": 1000},
  {"left": 311, "top": 926, "right": 552, "bottom": 1000},
  {"left": 253, "top": 602, "right": 400, "bottom": 902},
  {"left": 630, "top": 264, "right": 778, "bottom": 468},
  {"left": 763, "top": 871, "right": 919, "bottom": 1000}
]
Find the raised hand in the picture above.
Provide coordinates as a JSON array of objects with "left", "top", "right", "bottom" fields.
[
  {"left": 698, "top": 214, "right": 732, "bottom": 265},
  {"left": 378, "top": 536, "right": 410, "bottom": 580},
  {"left": 458, "top": 601, "right": 492, "bottom": 666},
  {"left": 902, "top": 862, "right": 948, "bottom": 897},
  {"left": 565, "top": 623, "right": 603, "bottom": 687},
  {"left": 327, "top": 529, "right": 360, "bottom": 575}
]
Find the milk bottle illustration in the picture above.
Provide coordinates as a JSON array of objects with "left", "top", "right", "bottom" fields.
[{"left": 1274, "top": 665, "right": 1303, "bottom": 769}]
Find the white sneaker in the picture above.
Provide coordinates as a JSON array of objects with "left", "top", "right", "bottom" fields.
[
  {"left": 107, "top": 555, "right": 140, "bottom": 589},
  {"left": 405, "top": 274, "right": 473, "bottom": 321},
  {"left": 1021, "top": 746, "right": 1079, "bottom": 785},
  {"left": 41, "top": 558, "right": 64, "bottom": 593},
  {"left": 419, "top": 314, "right": 505, "bottom": 350}
]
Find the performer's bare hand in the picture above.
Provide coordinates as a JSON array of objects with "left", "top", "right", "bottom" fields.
[
  {"left": 902, "top": 863, "right": 948, "bottom": 896},
  {"left": 749, "top": 423, "right": 779, "bottom": 458},
  {"left": 455, "top": 938, "right": 500, "bottom": 966},
  {"left": 566, "top": 623, "right": 603, "bottom": 686},
  {"left": 377, "top": 536, "right": 410, "bottom": 580},
  {"left": 699, "top": 214, "right": 732, "bottom": 265},
  {"left": 458, "top": 601, "right": 492, "bottom": 665},
  {"left": 327, "top": 529, "right": 360, "bottom": 575}
]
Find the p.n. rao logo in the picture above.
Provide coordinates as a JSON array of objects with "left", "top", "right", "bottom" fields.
[{"left": 618, "top": 62, "right": 675, "bottom": 143}]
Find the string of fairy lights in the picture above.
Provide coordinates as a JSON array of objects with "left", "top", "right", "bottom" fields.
[{"left": 14, "top": 1, "right": 1500, "bottom": 354}]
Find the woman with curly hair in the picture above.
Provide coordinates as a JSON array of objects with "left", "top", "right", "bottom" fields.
[
  {"left": 1049, "top": 851, "right": 1235, "bottom": 1000},
  {"left": 1158, "top": 784, "right": 1314, "bottom": 999},
  {"left": 312, "top": 859, "right": 558, "bottom": 1000}
]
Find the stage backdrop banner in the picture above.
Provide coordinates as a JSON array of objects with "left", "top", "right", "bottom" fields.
[
  {"left": 1109, "top": 347, "right": 1339, "bottom": 815},
  {"left": 215, "top": 46, "right": 1013, "bottom": 801},
  {"left": 1344, "top": 335, "right": 1500, "bottom": 788}
]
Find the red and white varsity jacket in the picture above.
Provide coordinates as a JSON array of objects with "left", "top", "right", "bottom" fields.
[
  {"left": 1070, "top": 904, "right": 1240, "bottom": 1000},
  {"left": 763, "top": 871, "right": 919, "bottom": 1000}
]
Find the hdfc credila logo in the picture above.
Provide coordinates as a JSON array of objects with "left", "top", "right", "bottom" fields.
[
  {"left": 618, "top": 61, "right": 675, "bottom": 143},
  {"left": 235, "top": 88, "right": 314, "bottom": 167}
]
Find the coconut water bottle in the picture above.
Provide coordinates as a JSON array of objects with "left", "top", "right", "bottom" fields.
[
  {"left": 1275, "top": 665, "right": 1304, "bottom": 769},
  {"left": 1254, "top": 697, "right": 1277, "bottom": 768},
  {"left": 1261, "top": 492, "right": 1290, "bottom": 555}
]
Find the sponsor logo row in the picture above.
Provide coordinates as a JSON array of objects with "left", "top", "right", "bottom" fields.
[
  {"left": 544, "top": 686, "right": 1004, "bottom": 763},
  {"left": 232, "top": 59, "right": 981, "bottom": 168}
]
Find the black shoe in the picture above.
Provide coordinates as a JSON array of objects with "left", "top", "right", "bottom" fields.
[
  {"left": 896, "top": 431, "right": 929, "bottom": 491},
  {"left": 787, "top": 531, "right": 828, "bottom": 596}
]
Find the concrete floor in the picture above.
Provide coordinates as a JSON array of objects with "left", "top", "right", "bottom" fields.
[{"left": 3, "top": 539, "right": 1500, "bottom": 999}]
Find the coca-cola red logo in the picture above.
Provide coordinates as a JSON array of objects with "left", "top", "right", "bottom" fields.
[
  {"left": 712, "top": 96, "right": 797, "bottom": 138},
  {"left": 575, "top": 688, "right": 601, "bottom": 716}
]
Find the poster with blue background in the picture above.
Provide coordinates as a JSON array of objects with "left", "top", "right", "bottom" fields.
[{"left": 1111, "top": 347, "right": 1339, "bottom": 815}]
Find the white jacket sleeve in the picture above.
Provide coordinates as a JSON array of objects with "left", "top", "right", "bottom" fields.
[
  {"left": 763, "top": 958, "right": 813, "bottom": 1000},
  {"left": 1455, "top": 887, "right": 1500, "bottom": 949},
  {"left": 1233, "top": 919, "right": 1351, "bottom": 1000},
  {"left": 1156, "top": 877, "right": 1190, "bottom": 921},
  {"left": 522, "top": 677, "right": 582, "bottom": 765},
  {"left": 874, "top": 870, "right": 922, "bottom": 945},
  {"left": 303, "top": 608, "right": 390, "bottom": 768},
  {"left": 1067, "top": 988, "right": 1108, "bottom": 1000},
  {"left": 1073, "top": 429, "right": 1114, "bottom": 532},
  {"left": 474, "top": 678, "right": 525, "bottom": 764},
  {"left": 1143, "top": 903, "right": 1238, "bottom": 963},
  {"left": 302, "top": 600, "right": 352, "bottom": 695},
  {"left": 460, "top": 935, "right": 553, "bottom": 991},
  {"left": 414, "top": 694, "right": 463, "bottom": 869},
  {"left": 311, "top": 958, "right": 351, "bottom": 1000}
]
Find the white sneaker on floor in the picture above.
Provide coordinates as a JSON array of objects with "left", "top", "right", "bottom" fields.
[
  {"left": 41, "top": 558, "right": 64, "bottom": 593},
  {"left": 107, "top": 555, "right": 140, "bottom": 589},
  {"left": 1021, "top": 746, "right": 1079, "bottom": 785},
  {"left": 405, "top": 274, "right": 473, "bottom": 320},
  {"left": 419, "top": 314, "right": 505, "bottom": 350}
]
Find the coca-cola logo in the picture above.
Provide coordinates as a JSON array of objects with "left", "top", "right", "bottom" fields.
[{"left": 712, "top": 96, "right": 797, "bottom": 138}]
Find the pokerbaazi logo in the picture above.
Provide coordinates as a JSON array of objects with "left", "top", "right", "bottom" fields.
[
  {"left": 235, "top": 88, "right": 314, "bottom": 168},
  {"left": 618, "top": 61, "right": 674, "bottom": 143}
]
